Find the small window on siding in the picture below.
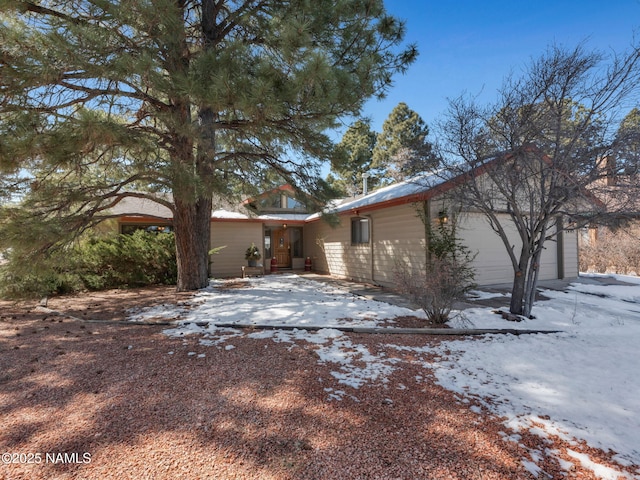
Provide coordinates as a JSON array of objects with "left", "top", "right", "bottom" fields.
[{"left": 351, "top": 217, "right": 370, "bottom": 244}]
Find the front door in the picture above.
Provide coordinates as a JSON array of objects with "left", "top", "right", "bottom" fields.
[{"left": 271, "top": 228, "right": 291, "bottom": 268}]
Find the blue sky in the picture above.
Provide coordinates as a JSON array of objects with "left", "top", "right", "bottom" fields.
[{"left": 356, "top": 0, "right": 640, "bottom": 134}]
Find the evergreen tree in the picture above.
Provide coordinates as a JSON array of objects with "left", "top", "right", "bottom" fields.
[
  {"left": 328, "top": 119, "right": 379, "bottom": 196},
  {"left": 0, "top": 0, "right": 417, "bottom": 291},
  {"left": 372, "top": 102, "right": 436, "bottom": 182},
  {"left": 614, "top": 107, "right": 640, "bottom": 174}
]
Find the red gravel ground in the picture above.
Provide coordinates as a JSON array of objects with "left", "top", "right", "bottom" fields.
[{"left": 0, "top": 289, "right": 634, "bottom": 479}]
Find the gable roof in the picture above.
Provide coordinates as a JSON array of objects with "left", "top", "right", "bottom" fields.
[
  {"left": 107, "top": 145, "right": 609, "bottom": 228},
  {"left": 240, "top": 184, "right": 296, "bottom": 206},
  {"left": 106, "top": 150, "right": 526, "bottom": 224}
]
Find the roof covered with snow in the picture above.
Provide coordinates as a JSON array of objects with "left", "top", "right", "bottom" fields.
[
  {"left": 211, "top": 210, "right": 250, "bottom": 220},
  {"left": 326, "top": 171, "right": 448, "bottom": 215},
  {"left": 257, "top": 213, "right": 310, "bottom": 222},
  {"left": 109, "top": 170, "right": 457, "bottom": 224}
]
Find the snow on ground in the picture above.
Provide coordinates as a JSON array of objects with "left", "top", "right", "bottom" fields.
[
  {"left": 424, "top": 281, "right": 640, "bottom": 478},
  {"left": 162, "top": 274, "right": 422, "bottom": 331},
  {"left": 129, "top": 273, "right": 640, "bottom": 479}
]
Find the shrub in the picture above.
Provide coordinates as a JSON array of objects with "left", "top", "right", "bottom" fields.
[
  {"left": 395, "top": 256, "right": 476, "bottom": 324},
  {"left": 394, "top": 210, "right": 476, "bottom": 324},
  {"left": 579, "top": 224, "right": 640, "bottom": 275},
  {"left": 245, "top": 242, "right": 261, "bottom": 261},
  {"left": 0, "top": 231, "right": 177, "bottom": 299},
  {"left": 77, "top": 230, "right": 177, "bottom": 289}
]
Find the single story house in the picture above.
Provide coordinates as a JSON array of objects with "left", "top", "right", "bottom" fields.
[{"left": 109, "top": 172, "right": 579, "bottom": 287}]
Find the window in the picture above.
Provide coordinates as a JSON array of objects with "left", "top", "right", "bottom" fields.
[
  {"left": 120, "top": 224, "right": 172, "bottom": 235},
  {"left": 291, "top": 228, "right": 303, "bottom": 257},
  {"left": 264, "top": 228, "right": 272, "bottom": 259},
  {"left": 351, "top": 217, "right": 370, "bottom": 244},
  {"left": 286, "top": 196, "right": 304, "bottom": 209},
  {"left": 259, "top": 195, "right": 282, "bottom": 210}
]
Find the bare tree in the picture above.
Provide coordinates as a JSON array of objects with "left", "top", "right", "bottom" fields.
[{"left": 437, "top": 43, "right": 640, "bottom": 318}]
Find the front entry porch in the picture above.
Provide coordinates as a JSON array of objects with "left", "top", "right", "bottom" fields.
[{"left": 264, "top": 224, "right": 304, "bottom": 272}]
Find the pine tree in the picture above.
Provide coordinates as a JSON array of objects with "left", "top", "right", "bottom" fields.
[
  {"left": 372, "top": 102, "right": 436, "bottom": 182},
  {"left": 328, "top": 119, "right": 379, "bottom": 196},
  {"left": 615, "top": 107, "right": 640, "bottom": 174},
  {"left": 0, "top": 0, "right": 417, "bottom": 290}
]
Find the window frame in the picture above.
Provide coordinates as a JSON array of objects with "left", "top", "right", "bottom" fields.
[{"left": 350, "top": 217, "right": 370, "bottom": 245}]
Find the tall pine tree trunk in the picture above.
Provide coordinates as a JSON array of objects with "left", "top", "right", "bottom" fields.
[
  {"left": 170, "top": 0, "right": 216, "bottom": 292},
  {"left": 174, "top": 195, "right": 212, "bottom": 291},
  {"left": 168, "top": 0, "right": 220, "bottom": 292}
]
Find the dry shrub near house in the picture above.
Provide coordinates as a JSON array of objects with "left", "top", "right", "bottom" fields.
[
  {"left": 394, "top": 218, "right": 476, "bottom": 325},
  {"left": 394, "top": 256, "right": 475, "bottom": 324},
  {"left": 579, "top": 224, "right": 640, "bottom": 274}
]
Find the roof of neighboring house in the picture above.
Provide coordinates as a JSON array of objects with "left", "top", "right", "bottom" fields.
[{"left": 109, "top": 195, "right": 174, "bottom": 220}]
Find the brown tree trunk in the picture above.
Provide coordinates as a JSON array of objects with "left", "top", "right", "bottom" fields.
[
  {"left": 509, "top": 252, "right": 531, "bottom": 316},
  {"left": 174, "top": 195, "right": 212, "bottom": 291},
  {"left": 510, "top": 270, "right": 526, "bottom": 315},
  {"left": 522, "top": 247, "right": 544, "bottom": 318},
  {"left": 167, "top": 0, "right": 218, "bottom": 293}
]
